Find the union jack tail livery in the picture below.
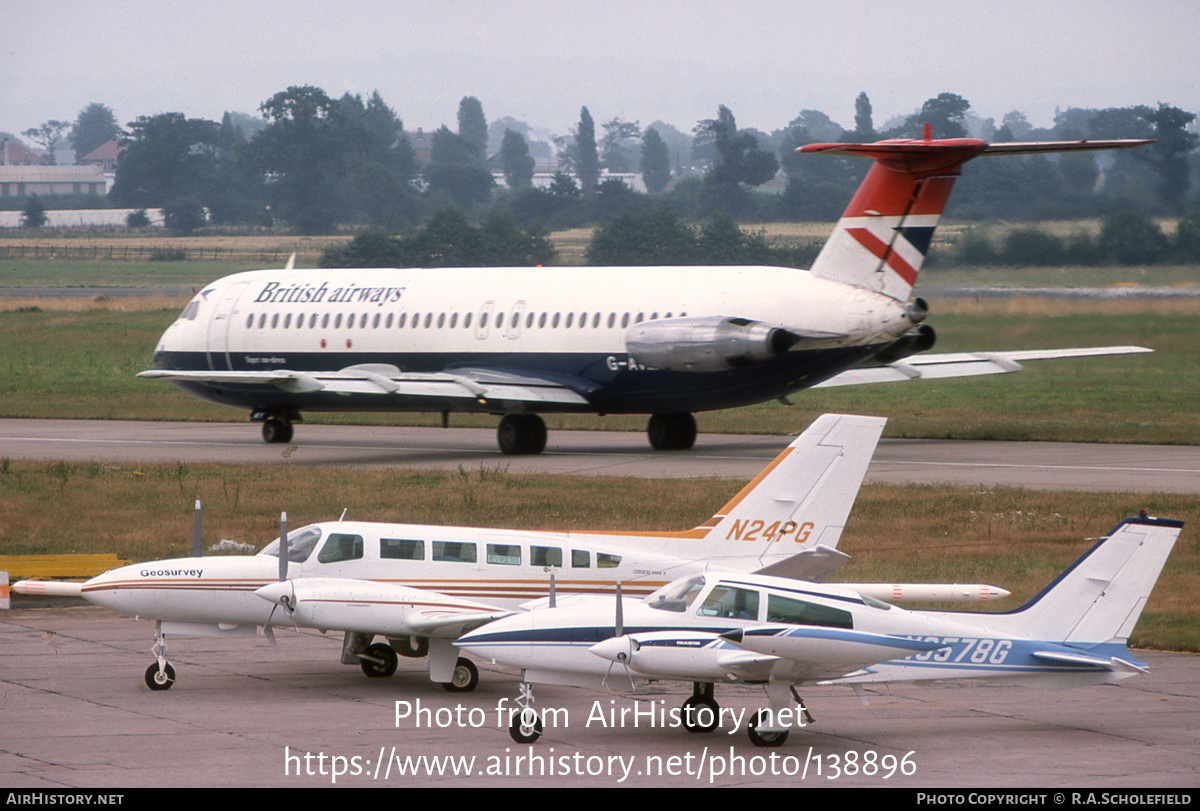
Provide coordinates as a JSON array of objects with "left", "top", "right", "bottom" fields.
[{"left": 803, "top": 134, "right": 1150, "bottom": 301}]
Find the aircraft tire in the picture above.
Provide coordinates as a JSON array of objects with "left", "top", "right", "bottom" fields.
[
  {"left": 262, "top": 418, "right": 293, "bottom": 444},
  {"left": 509, "top": 713, "right": 543, "bottom": 744},
  {"left": 360, "top": 642, "right": 399, "bottom": 678},
  {"left": 681, "top": 694, "right": 720, "bottom": 733},
  {"left": 441, "top": 657, "right": 479, "bottom": 693},
  {"left": 145, "top": 662, "right": 176, "bottom": 691},
  {"left": 648, "top": 413, "right": 697, "bottom": 451},
  {"left": 497, "top": 414, "right": 547, "bottom": 455},
  {"left": 746, "top": 709, "right": 789, "bottom": 747}
]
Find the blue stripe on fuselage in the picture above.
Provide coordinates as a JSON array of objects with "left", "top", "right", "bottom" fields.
[{"left": 152, "top": 345, "right": 887, "bottom": 415}]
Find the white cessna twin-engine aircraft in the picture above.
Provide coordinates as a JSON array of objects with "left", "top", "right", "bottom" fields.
[
  {"left": 457, "top": 513, "right": 1181, "bottom": 747},
  {"left": 138, "top": 134, "right": 1150, "bottom": 453},
  {"left": 15, "top": 414, "right": 1008, "bottom": 693}
]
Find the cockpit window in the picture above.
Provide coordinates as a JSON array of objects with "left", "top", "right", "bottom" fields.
[
  {"left": 259, "top": 526, "right": 322, "bottom": 563},
  {"left": 697, "top": 585, "right": 760, "bottom": 620},
  {"left": 318, "top": 533, "right": 364, "bottom": 564},
  {"left": 180, "top": 300, "right": 200, "bottom": 321},
  {"left": 647, "top": 575, "right": 706, "bottom": 613}
]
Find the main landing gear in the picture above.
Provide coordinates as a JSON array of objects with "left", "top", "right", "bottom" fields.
[
  {"left": 254, "top": 410, "right": 298, "bottom": 444},
  {"left": 497, "top": 413, "right": 547, "bottom": 455},
  {"left": 345, "top": 633, "right": 480, "bottom": 692},
  {"left": 647, "top": 413, "right": 697, "bottom": 451},
  {"left": 497, "top": 412, "right": 697, "bottom": 455},
  {"left": 503, "top": 679, "right": 813, "bottom": 747}
]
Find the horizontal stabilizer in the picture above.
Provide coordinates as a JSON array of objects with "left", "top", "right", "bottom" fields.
[{"left": 1030, "top": 650, "right": 1147, "bottom": 673}]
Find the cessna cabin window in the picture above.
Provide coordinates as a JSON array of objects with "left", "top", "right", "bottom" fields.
[
  {"left": 487, "top": 544, "right": 521, "bottom": 565},
  {"left": 531, "top": 546, "right": 562, "bottom": 568},
  {"left": 433, "top": 541, "right": 476, "bottom": 563},
  {"left": 647, "top": 575, "right": 706, "bottom": 613},
  {"left": 381, "top": 538, "right": 424, "bottom": 561},
  {"left": 571, "top": 550, "right": 590, "bottom": 568},
  {"left": 318, "top": 533, "right": 364, "bottom": 564},
  {"left": 597, "top": 553, "right": 621, "bottom": 569},
  {"left": 697, "top": 585, "right": 760, "bottom": 620},
  {"left": 259, "top": 526, "right": 322, "bottom": 563},
  {"left": 766, "top": 594, "right": 853, "bottom": 629}
]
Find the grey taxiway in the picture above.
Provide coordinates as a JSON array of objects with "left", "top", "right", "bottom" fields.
[{"left": 2, "top": 417, "right": 1199, "bottom": 493}]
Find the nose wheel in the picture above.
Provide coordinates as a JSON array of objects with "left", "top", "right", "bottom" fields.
[{"left": 145, "top": 621, "right": 176, "bottom": 690}]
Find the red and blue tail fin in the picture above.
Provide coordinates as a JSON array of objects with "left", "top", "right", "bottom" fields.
[{"left": 802, "top": 135, "right": 1152, "bottom": 301}]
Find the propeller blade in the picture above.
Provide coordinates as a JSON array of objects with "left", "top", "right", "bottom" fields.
[
  {"left": 278, "top": 511, "right": 288, "bottom": 582},
  {"left": 615, "top": 582, "right": 623, "bottom": 637}
]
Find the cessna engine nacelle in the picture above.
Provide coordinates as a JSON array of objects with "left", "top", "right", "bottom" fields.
[{"left": 625, "top": 316, "right": 802, "bottom": 373}]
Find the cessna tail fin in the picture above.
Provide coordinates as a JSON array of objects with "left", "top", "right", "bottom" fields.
[
  {"left": 803, "top": 136, "right": 1151, "bottom": 301},
  {"left": 697, "top": 413, "right": 885, "bottom": 570},
  {"left": 970, "top": 514, "right": 1181, "bottom": 645}
]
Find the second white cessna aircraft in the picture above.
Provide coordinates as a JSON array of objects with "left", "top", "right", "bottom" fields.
[
  {"left": 138, "top": 135, "right": 1151, "bottom": 453},
  {"left": 19, "top": 414, "right": 1007, "bottom": 693},
  {"left": 457, "top": 513, "right": 1181, "bottom": 747}
]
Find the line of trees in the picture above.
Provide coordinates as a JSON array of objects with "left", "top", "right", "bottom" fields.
[
  {"left": 945, "top": 209, "right": 1200, "bottom": 267},
  {"left": 13, "top": 89, "right": 1200, "bottom": 242}
]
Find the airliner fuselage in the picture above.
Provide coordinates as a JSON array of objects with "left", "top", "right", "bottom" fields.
[{"left": 149, "top": 265, "right": 915, "bottom": 446}]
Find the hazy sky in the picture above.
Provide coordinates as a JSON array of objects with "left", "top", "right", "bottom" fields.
[{"left": 4, "top": 0, "right": 1196, "bottom": 143}]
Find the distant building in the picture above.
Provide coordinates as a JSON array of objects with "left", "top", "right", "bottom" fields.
[
  {"left": 0, "top": 139, "right": 45, "bottom": 166},
  {"left": 81, "top": 140, "right": 122, "bottom": 171},
  {"left": 0, "top": 164, "right": 107, "bottom": 198},
  {"left": 410, "top": 128, "right": 432, "bottom": 163}
]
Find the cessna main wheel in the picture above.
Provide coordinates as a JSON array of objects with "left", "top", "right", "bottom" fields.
[
  {"left": 360, "top": 642, "right": 399, "bottom": 678},
  {"left": 747, "top": 708, "right": 789, "bottom": 747},
  {"left": 441, "top": 657, "right": 479, "bottom": 693}
]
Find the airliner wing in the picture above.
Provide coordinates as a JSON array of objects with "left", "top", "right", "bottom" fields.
[
  {"left": 812, "top": 345, "right": 1152, "bottom": 387},
  {"left": 139, "top": 364, "right": 593, "bottom": 407}
]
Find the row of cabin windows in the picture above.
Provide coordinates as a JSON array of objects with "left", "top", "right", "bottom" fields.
[
  {"left": 694, "top": 584, "right": 855, "bottom": 629},
  {"left": 243, "top": 309, "right": 687, "bottom": 333},
  {"left": 317, "top": 533, "right": 621, "bottom": 569}
]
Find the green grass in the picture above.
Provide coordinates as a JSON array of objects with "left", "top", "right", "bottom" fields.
[{"left": 0, "top": 259, "right": 256, "bottom": 288}]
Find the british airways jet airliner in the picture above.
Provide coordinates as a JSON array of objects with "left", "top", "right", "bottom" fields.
[{"left": 140, "top": 134, "right": 1150, "bottom": 454}]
